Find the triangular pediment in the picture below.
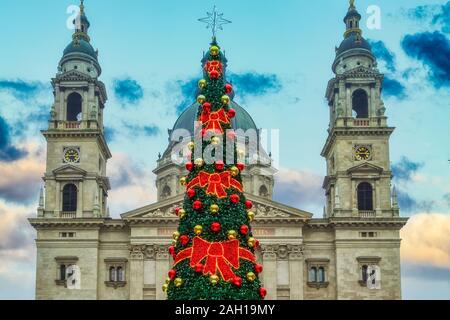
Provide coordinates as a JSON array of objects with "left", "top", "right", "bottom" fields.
[
  {"left": 121, "top": 194, "right": 313, "bottom": 221},
  {"left": 53, "top": 165, "right": 87, "bottom": 177},
  {"left": 347, "top": 162, "right": 384, "bottom": 175},
  {"left": 343, "top": 66, "right": 381, "bottom": 79},
  {"left": 54, "top": 70, "right": 92, "bottom": 83}
]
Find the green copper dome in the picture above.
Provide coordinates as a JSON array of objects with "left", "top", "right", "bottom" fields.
[
  {"left": 63, "top": 39, "right": 98, "bottom": 61},
  {"left": 171, "top": 100, "right": 258, "bottom": 136}
]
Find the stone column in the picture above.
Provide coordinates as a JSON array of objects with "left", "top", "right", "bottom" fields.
[
  {"left": 288, "top": 245, "right": 304, "bottom": 300},
  {"left": 155, "top": 245, "right": 170, "bottom": 300},
  {"left": 76, "top": 181, "right": 83, "bottom": 218},
  {"left": 261, "top": 245, "right": 278, "bottom": 300},
  {"left": 129, "top": 245, "right": 145, "bottom": 300},
  {"left": 55, "top": 181, "right": 61, "bottom": 217}
]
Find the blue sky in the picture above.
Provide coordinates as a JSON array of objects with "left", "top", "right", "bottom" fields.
[{"left": 0, "top": 0, "right": 449, "bottom": 300}]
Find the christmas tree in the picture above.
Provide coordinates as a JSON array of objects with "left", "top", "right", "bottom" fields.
[{"left": 163, "top": 38, "right": 266, "bottom": 300}]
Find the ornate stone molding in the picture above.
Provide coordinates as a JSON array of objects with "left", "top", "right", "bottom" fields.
[
  {"left": 129, "top": 245, "right": 146, "bottom": 260},
  {"left": 145, "top": 245, "right": 156, "bottom": 260},
  {"left": 287, "top": 245, "right": 304, "bottom": 260},
  {"left": 307, "top": 282, "right": 330, "bottom": 289},
  {"left": 154, "top": 245, "right": 170, "bottom": 260},
  {"left": 260, "top": 244, "right": 278, "bottom": 260},
  {"left": 255, "top": 205, "right": 290, "bottom": 218}
]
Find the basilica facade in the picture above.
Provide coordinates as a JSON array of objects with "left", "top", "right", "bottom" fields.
[{"left": 29, "top": 1, "right": 408, "bottom": 300}]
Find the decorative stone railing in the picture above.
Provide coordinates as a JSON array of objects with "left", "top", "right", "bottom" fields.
[
  {"left": 353, "top": 119, "right": 370, "bottom": 127},
  {"left": 60, "top": 212, "right": 76, "bottom": 219},
  {"left": 359, "top": 211, "right": 376, "bottom": 218}
]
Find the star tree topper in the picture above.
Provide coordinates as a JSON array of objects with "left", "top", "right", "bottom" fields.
[{"left": 198, "top": 6, "right": 232, "bottom": 38}]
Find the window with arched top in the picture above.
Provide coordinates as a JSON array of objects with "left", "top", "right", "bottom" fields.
[
  {"left": 309, "top": 267, "right": 317, "bottom": 282},
  {"left": 361, "top": 265, "right": 368, "bottom": 282},
  {"left": 352, "top": 89, "right": 369, "bottom": 119},
  {"left": 259, "top": 185, "right": 269, "bottom": 198},
  {"left": 67, "top": 92, "right": 82, "bottom": 121},
  {"left": 357, "top": 182, "right": 373, "bottom": 211},
  {"left": 109, "top": 266, "right": 116, "bottom": 282},
  {"left": 162, "top": 186, "right": 171, "bottom": 199},
  {"left": 62, "top": 184, "right": 77, "bottom": 212}
]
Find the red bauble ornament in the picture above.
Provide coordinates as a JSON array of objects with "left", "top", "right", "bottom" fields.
[
  {"left": 255, "top": 240, "right": 260, "bottom": 248},
  {"left": 230, "top": 194, "right": 240, "bottom": 204},
  {"left": 186, "top": 162, "right": 194, "bottom": 171},
  {"left": 201, "top": 129, "right": 207, "bottom": 137},
  {"left": 237, "top": 163, "right": 245, "bottom": 172},
  {"left": 180, "top": 235, "right": 189, "bottom": 246},
  {"left": 259, "top": 287, "right": 267, "bottom": 299},
  {"left": 211, "top": 222, "right": 221, "bottom": 232},
  {"left": 194, "top": 263, "right": 204, "bottom": 273},
  {"left": 168, "top": 269, "right": 176, "bottom": 280},
  {"left": 227, "top": 108, "right": 236, "bottom": 119},
  {"left": 193, "top": 200, "right": 202, "bottom": 210},
  {"left": 210, "top": 70, "right": 220, "bottom": 79},
  {"left": 168, "top": 246, "right": 175, "bottom": 256},
  {"left": 202, "top": 102, "right": 211, "bottom": 112},
  {"left": 187, "top": 189, "right": 196, "bottom": 199},
  {"left": 245, "top": 200, "right": 253, "bottom": 210},
  {"left": 232, "top": 276, "right": 242, "bottom": 287},
  {"left": 215, "top": 160, "right": 225, "bottom": 171},
  {"left": 226, "top": 130, "right": 236, "bottom": 140},
  {"left": 255, "top": 264, "right": 263, "bottom": 274},
  {"left": 240, "top": 225, "right": 249, "bottom": 235},
  {"left": 225, "top": 84, "right": 233, "bottom": 94},
  {"left": 174, "top": 207, "right": 181, "bottom": 216}
]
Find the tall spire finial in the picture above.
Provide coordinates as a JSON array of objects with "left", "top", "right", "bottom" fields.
[
  {"left": 349, "top": 0, "right": 355, "bottom": 9},
  {"left": 198, "top": 6, "right": 232, "bottom": 40},
  {"left": 80, "top": 0, "right": 85, "bottom": 14}
]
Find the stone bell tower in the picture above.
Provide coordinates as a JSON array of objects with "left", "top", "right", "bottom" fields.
[
  {"left": 321, "top": 0, "right": 399, "bottom": 219},
  {"left": 40, "top": 0, "right": 111, "bottom": 219}
]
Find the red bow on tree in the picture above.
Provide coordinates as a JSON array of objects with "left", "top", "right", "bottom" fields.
[
  {"left": 204, "top": 61, "right": 223, "bottom": 78},
  {"left": 174, "top": 237, "right": 256, "bottom": 282},
  {"left": 186, "top": 171, "right": 243, "bottom": 198},
  {"left": 200, "top": 108, "right": 230, "bottom": 134}
]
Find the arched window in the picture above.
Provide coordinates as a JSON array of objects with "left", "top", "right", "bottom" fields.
[
  {"left": 358, "top": 182, "right": 373, "bottom": 211},
  {"left": 352, "top": 89, "right": 369, "bottom": 119},
  {"left": 62, "top": 184, "right": 77, "bottom": 212},
  {"left": 318, "top": 267, "right": 326, "bottom": 283},
  {"left": 361, "top": 265, "right": 368, "bottom": 282},
  {"left": 109, "top": 266, "right": 116, "bottom": 282},
  {"left": 162, "top": 186, "right": 171, "bottom": 199},
  {"left": 309, "top": 267, "right": 317, "bottom": 282},
  {"left": 67, "top": 92, "right": 82, "bottom": 121},
  {"left": 117, "top": 267, "right": 124, "bottom": 282},
  {"left": 259, "top": 185, "right": 269, "bottom": 198}
]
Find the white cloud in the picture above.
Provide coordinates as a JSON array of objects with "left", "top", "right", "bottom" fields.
[{"left": 401, "top": 213, "right": 450, "bottom": 269}]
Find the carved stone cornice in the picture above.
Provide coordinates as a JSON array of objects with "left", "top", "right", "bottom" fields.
[
  {"left": 129, "top": 244, "right": 146, "bottom": 260},
  {"left": 287, "top": 244, "right": 304, "bottom": 260}
]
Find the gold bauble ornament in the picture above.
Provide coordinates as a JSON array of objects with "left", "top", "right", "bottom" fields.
[
  {"left": 174, "top": 278, "right": 183, "bottom": 287},
  {"left": 172, "top": 239, "right": 177, "bottom": 246},
  {"left": 247, "top": 211, "right": 255, "bottom": 222},
  {"left": 197, "top": 95, "right": 206, "bottom": 104},
  {"left": 210, "top": 204, "right": 219, "bottom": 214},
  {"left": 230, "top": 166, "right": 239, "bottom": 177},
  {"left": 179, "top": 209, "right": 186, "bottom": 219},
  {"left": 210, "top": 45, "right": 220, "bottom": 56},
  {"left": 211, "top": 136, "right": 221, "bottom": 146},
  {"left": 228, "top": 230, "right": 237, "bottom": 240},
  {"left": 247, "top": 272, "right": 256, "bottom": 282},
  {"left": 162, "top": 284, "right": 168, "bottom": 292},
  {"left": 166, "top": 277, "right": 171, "bottom": 284},
  {"left": 180, "top": 177, "right": 187, "bottom": 186},
  {"left": 210, "top": 275, "right": 220, "bottom": 285},
  {"left": 188, "top": 142, "right": 195, "bottom": 151},
  {"left": 221, "top": 95, "right": 230, "bottom": 105},
  {"left": 248, "top": 237, "right": 256, "bottom": 248},
  {"left": 194, "top": 158, "right": 205, "bottom": 167},
  {"left": 194, "top": 225, "right": 203, "bottom": 235},
  {"left": 173, "top": 232, "right": 180, "bottom": 240},
  {"left": 198, "top": 79, "right": 207, "bottom": 89}
]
